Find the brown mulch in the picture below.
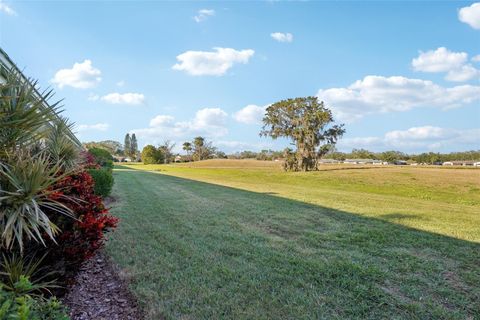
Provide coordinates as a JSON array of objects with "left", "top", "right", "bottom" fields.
[{"left": 63, "top": 251, "right": 143, "bottom": 320}]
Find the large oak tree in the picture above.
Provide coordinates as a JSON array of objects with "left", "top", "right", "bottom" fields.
[{"left": 260, "top": 96, "right": 345, "bottom": 171}]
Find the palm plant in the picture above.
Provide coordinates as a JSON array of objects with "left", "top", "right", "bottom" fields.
[
  {"left": 0, "top": 70, "right": 60, "bottom": 155},
  {"left": 0, "top": 68, "right": 80, "bottom": 251},
  {"left": 0, "top": 153, "right": 73, "bottom": 251},
  {"left": 43, "top": 116, "right": 80, "bottom": 171},
  {"left": 0, "top": 252, "right": 58, "bottom": 296}
]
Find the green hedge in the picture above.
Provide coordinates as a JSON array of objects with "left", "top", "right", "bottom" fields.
[
  {"left": 88, "top": 168, "right": 114, "bottom": 197},
  {"left": 88, "top": 147, "right": 114, "bottom": 168}
]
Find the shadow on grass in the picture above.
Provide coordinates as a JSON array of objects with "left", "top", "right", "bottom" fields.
[
  {"left": 379, "top": 213, "right": 428, "bottom": 221},
  {"left": 110, "top": 164, "right": 479, "bottom": 319}
]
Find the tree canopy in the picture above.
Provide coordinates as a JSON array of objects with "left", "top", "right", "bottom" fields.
[
  {"left": 141, "top": 145, "right": 164, "bottom": 164},
  {"left": 261, "top": 96, "right": 345, "bottom": 171},
  {"left": 191, "top": 136, "right": 216, "bottom": 161},
  {"left": 124, "top": 134, "right": 131, "bottom": 158}
]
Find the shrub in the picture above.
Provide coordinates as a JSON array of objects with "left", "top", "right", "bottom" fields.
[
  {"left": 0, "top": 277, "right": 69, "bottom": 320},
  {"left": 48, "top": 171, "right": 118, "bottom": 265},
  {"left": 141, "top": 145, "right": 164, "bottom": 164},
  {"left": 0, "top": 253, "right": 57, "bottom": 296},
  {"left": 88, "top": 147, "right": 114, "bottom": 168},
  {"left": 88, "top": 168, "right": 114, "bottom": 197}
]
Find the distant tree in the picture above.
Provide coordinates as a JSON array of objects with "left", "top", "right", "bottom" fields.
[
  {"left": 192, "top": 136, "right": 216, "bottom": 161},
  {"left": 141, "top": 145, "right": 164, "bottom": 164},
  {"left": 256, "top": 150, "right": 270, "bottom": 161},
  {"left": 328, "top": 151, "right": 347, "bottom": 161},
  {"left": 379, "top": 150, "right": 406, "bottom": 163},
  {"left": 215, "top": 151, "right": 227, "bottom": 159},
  {"left": 182, "top": 142, "right": 192, "bottom": 160},
  {"left": 350, "top": 148, "right": 375, "bottom": 160},
  {"left": 158, "top": 140, "right": 175, "bottom": 164},
  {"left": 124, "top": 134, "right": 132, "bottom": 158},
  {"left": 83, "top": 140, "right": 123, "bottom": 155},
  {"left": 261, "top": 96, "right": 345, "bottom": 171},
  {"left": 130, "top": 133, "right": 138, "bottom": 159},
  {"left": 239, "top": 151, "right": 258, "bottom": 159},
  {"left": 415, "top": 152, "right": 443, "bottom": 164},
  {"left": 193, "top": 137, "right": 204, "bottom": 149}
]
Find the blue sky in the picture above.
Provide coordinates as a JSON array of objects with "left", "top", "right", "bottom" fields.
[{"left": 1, "top": 0, "right": 479, "bottom": 153}]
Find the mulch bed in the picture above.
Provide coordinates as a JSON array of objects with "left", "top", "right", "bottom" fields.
[{"left": 63, "top": 251, "right": 142, "bottom": 320}]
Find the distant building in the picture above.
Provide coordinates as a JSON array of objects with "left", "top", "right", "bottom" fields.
[
  {"left": 318, "top": 159, "right": 340, "bottom": 164},
  {"left": 113, "top": 156, "right": 126, "bottom": 162},
  {"left": 393, "top": 160, "right": 407, "bottom": 165},
  {"left": 443, "top": 161, "right": 476, "bottom": 166},
  {"left": 344, "top": 159, "right": 384, "bottom": 165}
]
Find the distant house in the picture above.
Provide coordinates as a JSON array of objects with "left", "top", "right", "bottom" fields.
[
  {"left": 318, "top": 159, "right": 340, "bottom": 164},
  {"left": 113, "top": 155, "right": 125, "bottom": 162},
  {"left": 344, "top": 159, "right": 384, "bottom": 165},
  {"left": 474, "top": 162, "right": 480, "bottom": 167},
  {"left": 443, "top": 161, "right": 476, "bottom": 166},
  {"left": 174, "top": 155, "right": 182, "bottom": 162}
]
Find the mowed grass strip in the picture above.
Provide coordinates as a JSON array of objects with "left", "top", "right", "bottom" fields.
[
  {"left": 124, "top": 160, "right": 480, "bottom": 242},
  {"left": 106, "top": 164, "right": 480, "bottom": 319}
]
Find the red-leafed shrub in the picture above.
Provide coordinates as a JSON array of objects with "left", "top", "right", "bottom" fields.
[
  {"left": 80, "top": 150, "right": 100, "bottom": 169},
  {"left": 48, "top": 170, "right": 118, "bottom": 264}
]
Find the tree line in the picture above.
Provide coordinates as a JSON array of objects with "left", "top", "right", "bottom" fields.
[
  {"left": 84, "top": 95, "right": 478, "bottom": 171},
  {"left": 83, "top": 133, "right": 139, "bottom": 160},
  {"left": 141, "top": 136, "right": 222, "bottom": 164},
  {"left": 327, "top": 149, "right": 480, "bottom": 163}
]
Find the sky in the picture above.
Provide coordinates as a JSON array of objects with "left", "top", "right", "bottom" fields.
[{"left": 1, "top": 0, "right": 479, "bottom": 154}]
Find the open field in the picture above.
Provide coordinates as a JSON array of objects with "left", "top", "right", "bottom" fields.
[
  {"left": 122, "top": 160, "right": 480, "bottom": 241},
  {"left": 106, "top": 161, "right": 480, "bottom": 319}
]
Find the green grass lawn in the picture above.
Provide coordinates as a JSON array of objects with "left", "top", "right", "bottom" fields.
[{"left": 106, "top": 161, "right": 480, "bottom": 319}]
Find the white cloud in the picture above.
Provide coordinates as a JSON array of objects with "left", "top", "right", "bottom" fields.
[
  {"left": 51, "top": 60, "right": 101, "bottom": 89},
  {"left": 101, "top": 92, "right": 145, "bottom": 105},
  {"left": 216, "top": 140, "right": 273, "bottom": 152},
  {"left": 149, "top": 115, "right": 175, "bottom": 127},
  {"left": 233, "top": 104, "right": 267, "bottom": 124},
  {"left": 445, "top": 64, "right": 480, "bottom": 82},
  {"left": 412, "top": 47, "right": 467, "bottom": 72},
  {"left": 0, "top": 0, "right": 16, "bottom": 15},
  {"left": 472, "top": 54, "right": 480, "bottom": 62},
  {"left": 317, "top": 75, "right": 480, "bottom": 122},
  {"left": 459, "top": 2, "right": 480, "bottom": 30},
  {"left": 87, "top": 93, "right": 99, "bottom": 101},
  {"left": 270, "top": 32, "right": 293, "bottom": 43},
  {"left": 172, "top": 47, "right": 255, "bottom": 76},
  {"left": 76, "top": 123, "right": 109, "bottom": 132},
  {"left": 116, "top": 80, "right": 125, "bottom": 87},
  {"left": 337, "top": 137, "right": 384, "bottom": 150},
  {"left": 133, "top": 108, "right": 229, "bottom": 145},
  {"left": 338, "top": 126, "right": 480, "bottom": 152},
  {"left": 194, "top": 9, "right": 215, "bottom": 22},
  {"left": 412, "top": 47, "right": 479, "bottom": 82},
  {"left": 385, "top": 126, "right": 453, "bottom": 142},
  {"left": 194, "top": 107, "right": 228, "bottom": 127}
]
